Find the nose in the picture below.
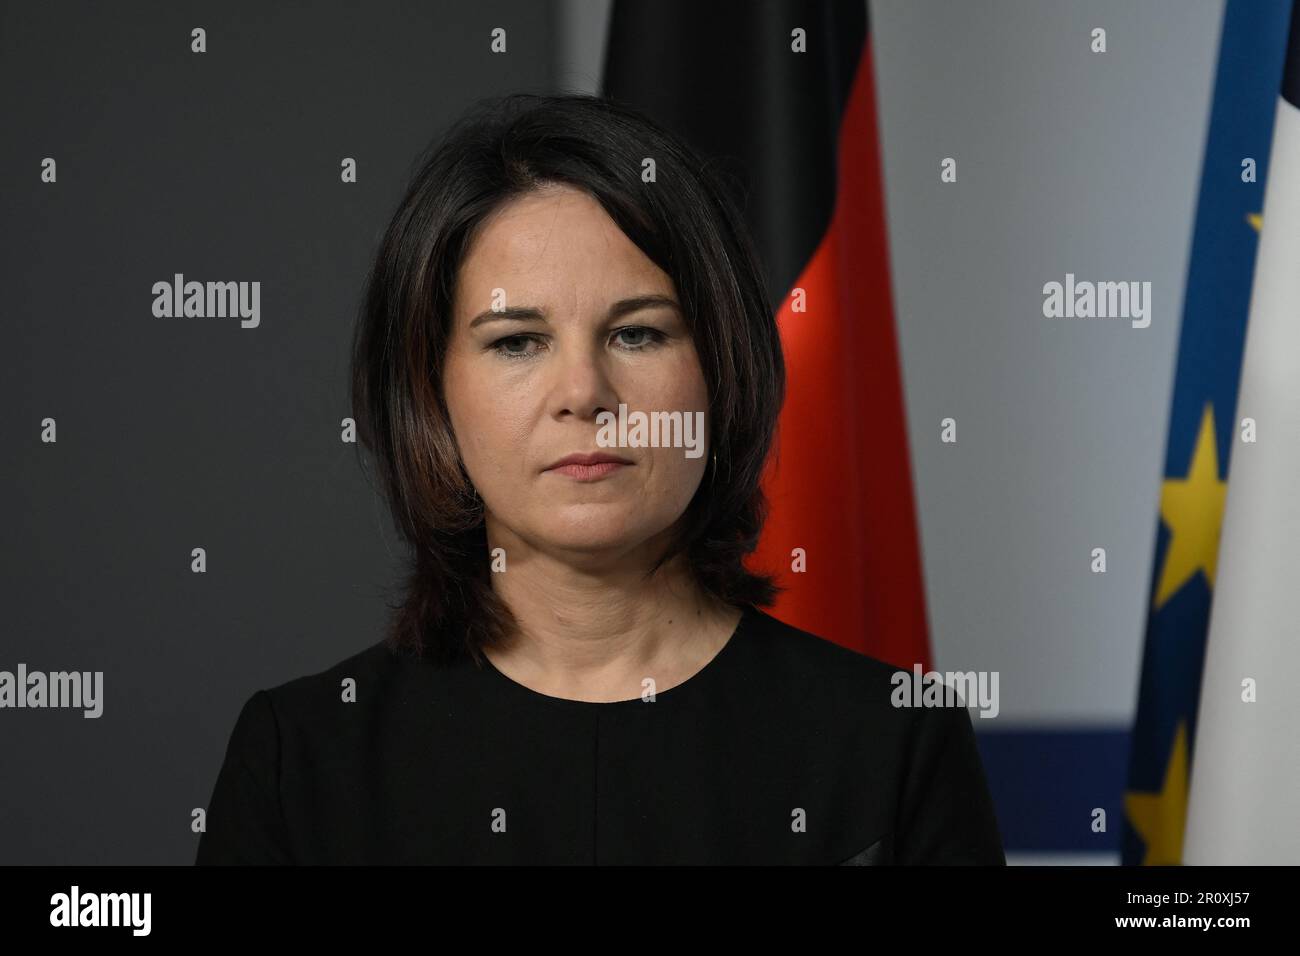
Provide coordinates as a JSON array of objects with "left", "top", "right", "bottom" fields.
[{"left": 548, "top": 341, "right": 620, "bottom": 422}]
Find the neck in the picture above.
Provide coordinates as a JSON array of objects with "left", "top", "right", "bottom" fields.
[{"left": 481, "top": 522, "right": 740, "bottom": 701}]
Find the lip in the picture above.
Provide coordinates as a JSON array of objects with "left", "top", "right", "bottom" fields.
[{"left": 543, "top": 451, "right": 634, "bottom": 481}]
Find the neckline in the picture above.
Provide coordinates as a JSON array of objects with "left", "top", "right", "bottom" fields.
[{"left": 478, "top": 604, "right": 753, "bottom": 710}]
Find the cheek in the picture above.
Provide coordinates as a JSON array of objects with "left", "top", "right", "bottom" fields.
[
  {"left": 444, "top": 359, "right": 532, "bottom": 476},
  {"left": 639, "top": 372, "right": 712, "bottom": 491},
  {"left": 658, "top": 358, "right": 712, "bottom": 445},
  {"left": 652, "top": 446, "right": 707, "bottom": 494},
  {"left": 639, "top": 348, "right": 709, "bottom": 410}
]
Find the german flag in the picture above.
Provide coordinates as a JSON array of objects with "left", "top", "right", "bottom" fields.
[{"left": 602, "top": 0, "right": 930, "bottom": 668}]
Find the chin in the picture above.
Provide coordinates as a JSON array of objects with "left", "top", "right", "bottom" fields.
[{"left": 535, "top": 510, "right": 663, "bottom": 555}]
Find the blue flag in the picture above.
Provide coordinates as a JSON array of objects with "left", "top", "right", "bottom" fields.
[{"left": 1122, "top": 0, "right": 1293, "bottom": 866}]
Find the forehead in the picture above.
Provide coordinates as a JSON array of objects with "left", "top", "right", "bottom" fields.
[{"left": 454, "top": 185, "right": 671, "bottom": 310}]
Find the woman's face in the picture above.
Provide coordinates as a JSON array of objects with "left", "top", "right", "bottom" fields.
[{"left": 442, "top": 182, "right": 711, "bottom": 565}]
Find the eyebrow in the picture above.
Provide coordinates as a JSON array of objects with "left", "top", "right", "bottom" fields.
[{"left": 467, "top": 294, "right": 681, "bottom": 330}]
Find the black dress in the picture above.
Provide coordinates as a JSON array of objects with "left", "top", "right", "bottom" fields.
[{"left": 194, "top": 603, "right": 1005, "bottom": 864}]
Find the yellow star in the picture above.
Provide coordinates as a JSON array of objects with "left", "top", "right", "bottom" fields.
[
  {"left": 1153, "top": 403, "right": 1226, "bottom": 609},
  {"left": 1247, "top": 212, "right": 1262, "bottom": 232},
  {"left": 1125, "top": 721, "right": 1190, "bottom": 865}
]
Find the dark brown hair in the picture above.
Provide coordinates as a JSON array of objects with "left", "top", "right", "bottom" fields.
[{"left": 350, "top": 92, "right": 786, "bottom": 666}]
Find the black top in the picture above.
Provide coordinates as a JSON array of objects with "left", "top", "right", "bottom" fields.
[{"left": 195, "top": 604, "right": 1005, "bottom": 865}]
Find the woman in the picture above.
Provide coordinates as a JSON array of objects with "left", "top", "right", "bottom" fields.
[{"left": 195, "top": 92, "right": 1005, "bottom": 865}]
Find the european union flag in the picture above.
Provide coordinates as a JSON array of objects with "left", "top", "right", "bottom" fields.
[{"left": 1122, "top": 0, "right": 1293, "bottom": 865}]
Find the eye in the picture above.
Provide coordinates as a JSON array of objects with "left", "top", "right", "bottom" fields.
[
  {"left": 611, "top": 326, "right": 666, "bottom": 350},
  {"left": 490, "top": 333, "right": 546, "bottom": 360}
]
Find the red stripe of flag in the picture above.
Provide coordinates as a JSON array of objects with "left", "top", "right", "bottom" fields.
[{"left": 751, "top": 43, "right": 932, "bottom": 670}]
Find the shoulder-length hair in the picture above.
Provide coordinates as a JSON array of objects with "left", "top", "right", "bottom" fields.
[{"left": 350, "top": 92, "right": 786, "bottom": 666}]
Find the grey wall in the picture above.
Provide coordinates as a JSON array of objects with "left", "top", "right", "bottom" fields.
[
  {"left": 0, "top": 0, "right": 553, "bottom": 864},
  {"left": 871, "top": 0, "right": 1223, "bottom": 725}
]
